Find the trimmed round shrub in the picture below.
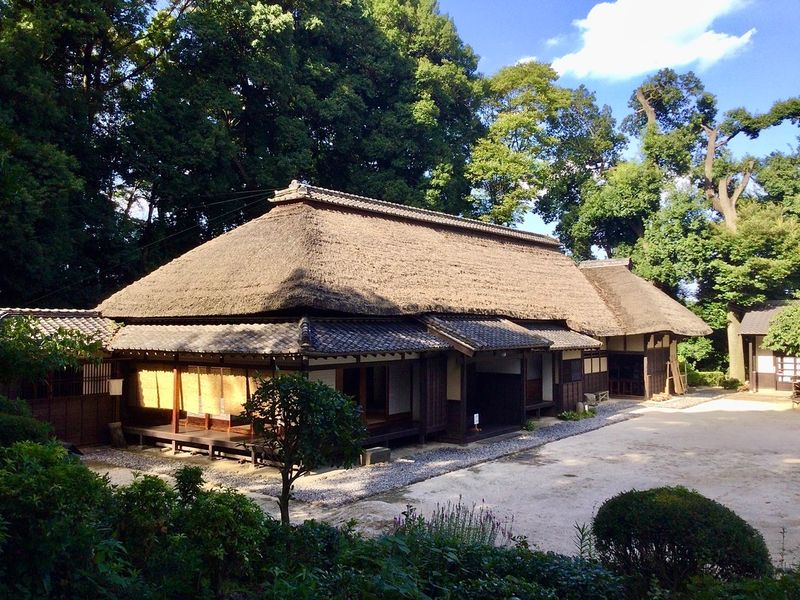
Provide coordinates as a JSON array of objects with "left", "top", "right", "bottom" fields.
[{"left": 593, "top": 486, "right": 772, "bottom": 594}]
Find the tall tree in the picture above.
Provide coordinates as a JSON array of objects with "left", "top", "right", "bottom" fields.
[
  {"left": 0, "top": 0, "right": 190, "bottom": 307},
  {"left": 467, "top": 61, "right": 622, "bottom": 227},
  {"left": 568, "top": 161, "right": 663, "bottom": 260},
  {"left": 122, "top": 0, "right": 484, "bottom": 269},
  {"left": 628, "top": 69, "right": 800, "bottom": 379}
]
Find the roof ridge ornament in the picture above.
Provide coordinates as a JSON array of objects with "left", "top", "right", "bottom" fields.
[{"left": 298, "top": 316, "right": 313, "bottom": 351}]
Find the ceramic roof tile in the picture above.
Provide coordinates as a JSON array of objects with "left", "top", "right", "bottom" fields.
[
  {"left": 519, "top": 322, "right": 601, "bottom": 350},
  {"left": 308, "top": 319, "right": 449, "bottom": 355},
  {"left": 0, "top": 308, "right": 118, "bottom": 345},
  {"left": 422, "top": 315, "right": 551, "bottom": 352}
]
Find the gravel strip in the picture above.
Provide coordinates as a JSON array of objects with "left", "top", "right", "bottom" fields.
[
  {"left": 81, "top": 447, "right": 282, "bottom": 492},
  {"left": 83, "top": 400, "right": 643, "bottom": 507},
  {"left": 643, "top": 393, "right": 722, "bottom": 410},
  {"left": 277, "top": 400, "right": 641, "bottom": 507}
]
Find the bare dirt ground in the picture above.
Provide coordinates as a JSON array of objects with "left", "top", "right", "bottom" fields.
[{"left": 318, "top": 396, "right": 800, "bottom": 564}]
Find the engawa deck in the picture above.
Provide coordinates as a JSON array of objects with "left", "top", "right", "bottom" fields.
[{"left": 123, "top": 424, "right": 256, "bottom": 460}]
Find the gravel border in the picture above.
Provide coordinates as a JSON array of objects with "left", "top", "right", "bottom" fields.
[
  {"left": 270, "top": 400, "right": 642, "bottom": 506},
  {"left": 84, "top": 399, "right": 646, "bottom": 508}
]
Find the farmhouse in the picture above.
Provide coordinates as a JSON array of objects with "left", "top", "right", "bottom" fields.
[
  {"left": 5, "top": 182, "right": 710, "bottom": 450},
  {"left": 741, "top": 301, "right": 800, "bottom": 393}
]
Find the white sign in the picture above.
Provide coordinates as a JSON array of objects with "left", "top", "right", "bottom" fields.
[{"left": 473, "top": 413, "right": 480, "bottom": 426}]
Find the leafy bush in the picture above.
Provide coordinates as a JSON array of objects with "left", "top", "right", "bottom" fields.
[
  {"left": 524, "top": 418, "right": 538, "bottom": 431},
  {"left": 687, "top": 367, "right": 725, "bottom": 387},
  {"left": 174, "top": 464, "right": 204, "bottom": 504},
  {"left": 721, "top": 377, "right": 743, "bottom": 390},
  {"left": 687, "top": 569, "right": 800, "bottom": 599},
  {"left": 448, "top": 575, "right": 557, "bottom": 599},
  {"left": 0, "top": 441, "right": 139, "bottom": 598},
  {"left": 557, "top": 409, "right": 596, "bottom": 421},
  {"left": 593, "top": 486, "right": 772, "bottom": 596},
  {"left": 113, "top": 474, "right": 177, "bottom": 570},
  {"left": 0, "top": 395, "right": 32, "bottom": 416},
  {"left": 0, "top": 411, "right": 52, "bottom": 446},
  {"left": 178, "top": 487, "right": 267, "bottom": 595},
  {"left": 0, "top": 394, "right": 52, "bottom": 446},
  {"left": 456, "top": 544, "right": 625, "bottom": 600}
]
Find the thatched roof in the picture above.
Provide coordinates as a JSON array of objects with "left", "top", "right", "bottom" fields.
[
  {"left": 741, "top": 301, "right": 799, "bottom": 336},
  {"left": 99, "top": 182, "right": 707, "bottom": 338},
  {"left": 579, "top": 260, "right": 711, "bottom": 337},
  {"left": 0, "top": 308, "right": 118, "bottom": 345},
  {"left": 99, "top": 182, "right": 625, "bottom": 335}
]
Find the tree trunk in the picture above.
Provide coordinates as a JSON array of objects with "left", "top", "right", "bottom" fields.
[
  {"left": 727, "top": 310, "right": 746, "bottom": 381},
  {"left": 279, "top": 470, "right": 292, "bottom": 525}
]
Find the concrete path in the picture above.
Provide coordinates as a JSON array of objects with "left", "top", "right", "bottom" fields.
[{"left": 319, "top": 396, "right": 800, "bottom": 565}]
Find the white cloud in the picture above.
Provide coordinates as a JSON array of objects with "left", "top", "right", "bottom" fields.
[
  {"left": 545, "top": 35, "right": 565, "bottom": 48},
  {"left": 551, "top": 0, "right": 755, "bottom": 80},
  {"left": 516, "top": 55, "right": 538, "bottom": 65}
]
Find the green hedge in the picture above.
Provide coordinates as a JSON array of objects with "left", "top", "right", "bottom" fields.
[
  {"left": 687, "top": 368, "right": 725, "bottom": 387},
  {"left": 593, "top": 486, "right": 772, "bottom": 596}
]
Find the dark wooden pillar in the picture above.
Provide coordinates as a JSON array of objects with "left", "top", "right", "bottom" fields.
[
  {"left": 359, "top": 367, "right": 367, "bottom": 421},
  {"left": 459, "top": 355, "right": 467, "bottom": 442},
  {"left": 419, "top": 358, "right": 428, "bottom": 444},
  {"left": 521, "top": 351, "right": 528, "bottom": 424}
]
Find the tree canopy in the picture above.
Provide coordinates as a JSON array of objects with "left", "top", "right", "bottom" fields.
[
  {"left": 763, "top": 302, "right": 800, "bottom": 357},
  {"left": 3, "top": 3, "right": 800, "bottom": 380},
  {"left": 242, "top": 373, "right": 364, "bottom": 524}
]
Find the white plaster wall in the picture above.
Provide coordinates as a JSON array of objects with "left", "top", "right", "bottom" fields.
[
  {"left": 756, "top": 336, "right": 775, "bottom": 373},
  {"left": 309, "top": 369, "right": 337, "bottom": 388},
  {"left": 542, "top": 353, "right": 553, "bottom": 401},
  {"left": 447, "top": 353, "right": 461, "bottom": 400}
]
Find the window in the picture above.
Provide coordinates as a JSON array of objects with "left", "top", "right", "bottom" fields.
[
  {"left": 562, "top": 359, "right": 582, "bottom": 383},
  {"left": 776, "top": 355, "right": 799, "bottom": 383},
  {"left": 341, "top": 366, "right": 388, "bottom": 422},
  {"left": 181, "top": 366, "right": 250, "bottom": 415},
  {"left": 526, "top": 353, "right": 543, "bottom": 380}
]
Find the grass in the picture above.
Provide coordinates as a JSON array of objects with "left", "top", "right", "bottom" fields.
[{"left": 557, "top": 409, "right": 596, "bottom": 421}]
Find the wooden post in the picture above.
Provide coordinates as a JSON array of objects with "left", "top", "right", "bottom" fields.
[
  {"left": 419, "top": 358, "right": 428, "bottom": 444},
  {"left": 359, "top": 367, "right": 367, "bottom": 425},
  {"left": 521, "top": 352, "right": 528, "bottom": 425},
  {"left": 459, "top": 355, "right": 467, "bottom": 442},
  {"left": 643, "top": 354, "right": 650, "bottom": 399},
  {"left": 172, "top": 365, "right": 181, "bottom": 434}
]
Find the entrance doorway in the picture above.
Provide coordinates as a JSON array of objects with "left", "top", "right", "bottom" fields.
[{"left": 608, "top": 354, "right": 645, "bottom": 396}]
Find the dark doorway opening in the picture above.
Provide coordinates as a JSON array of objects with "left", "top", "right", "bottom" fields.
[{"left": 608, "top": 354, "right": 644, "bottom": 396}]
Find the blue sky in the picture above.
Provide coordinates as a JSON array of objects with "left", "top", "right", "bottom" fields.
[{"left": 438, "top": 0, "right": 800, "bottom": 235}]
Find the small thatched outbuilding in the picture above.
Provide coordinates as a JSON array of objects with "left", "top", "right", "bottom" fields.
[
  {"left": 580, "top": 259, "right": 711, "bottom": 398},
  {"left": 10, "top": 182, "right": 712, "bottom": 450},
  {"left": 741, "top": 301, "right": 799, "bottom": 392}
]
